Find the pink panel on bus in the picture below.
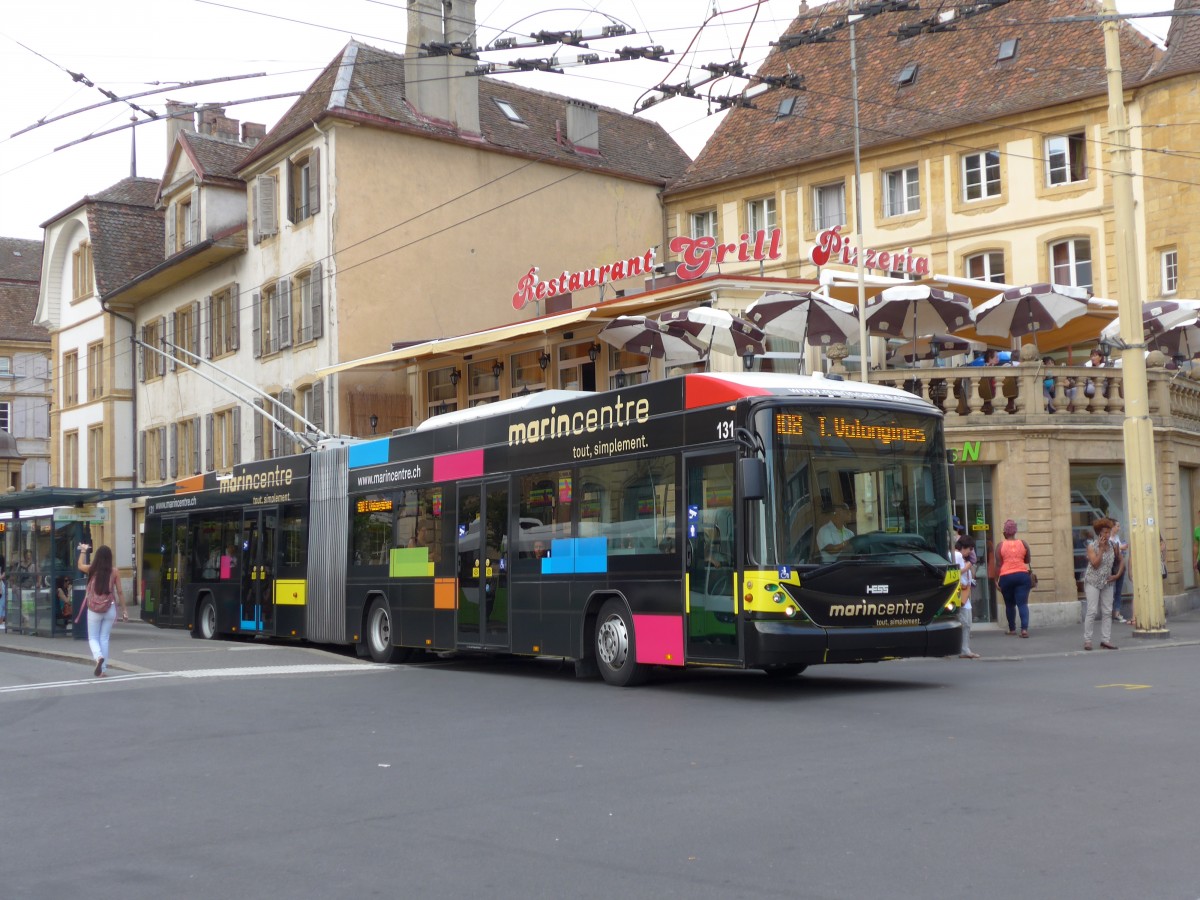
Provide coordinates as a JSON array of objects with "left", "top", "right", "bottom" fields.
[
  {"left": 433, "top": 448, "right": 484, "bottom": 482},
  {"left": 633, "top": 614, "right": 684, "bottom": 667}
]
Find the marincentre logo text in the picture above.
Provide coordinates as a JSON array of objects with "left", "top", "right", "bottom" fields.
[
  {"left": 508, "top": 395, "right": 651, "bottom": 446},
  {"left": 219, "top": 464, "right": 295, "bottom": 494}
]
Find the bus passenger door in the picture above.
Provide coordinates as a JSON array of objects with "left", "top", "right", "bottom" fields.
[
  {"left": 456, "top": 480, "right": 510, "bottom": 649},
  {"left": 239, "top": 510, "right": 278, "bottom": 635},
  {"left": 162, "top": 517, "right": 189, "bottom": 628},
  {"left": 685, "top": 453, "right": 740, "bottom": 662}
]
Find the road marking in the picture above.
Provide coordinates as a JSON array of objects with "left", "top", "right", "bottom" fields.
[
  {"left": 0, "top": 663, "right": 385, "bottom": 694},
  {"left": 1097, "top": 683, "right": 1152, "bottom": 690}
]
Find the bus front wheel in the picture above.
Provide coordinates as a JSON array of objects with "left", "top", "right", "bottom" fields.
[
  {"left": 365, "top": 598, "right": 412, "bottom": 664},
  {"left": 595, "top": 599, "right": 649, "bottom": 687},
  {"left": 194, "top": 598, "right": 218, "bottom": 640}
]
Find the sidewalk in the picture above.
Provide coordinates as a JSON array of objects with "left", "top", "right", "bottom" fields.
[
  {"left": 963, "top": 608, "right": 1200, "bottom": 660},
  {"left": 2, "top": 610, "right": 1198, "bottom": 671}
]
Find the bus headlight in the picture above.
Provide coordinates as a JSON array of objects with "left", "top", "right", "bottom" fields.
[
  {"left": 784, "top": 606, "right": 797, "bottom": 618},
  {"left": 773, "top": 592, "right": 786, "bottom": 604}
]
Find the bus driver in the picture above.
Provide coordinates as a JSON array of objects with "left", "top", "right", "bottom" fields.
[{"left": 818, "top": 503, "right": 855, "bottom": 563}]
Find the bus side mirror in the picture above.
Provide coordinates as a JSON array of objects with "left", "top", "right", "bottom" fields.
[{"left": 740, "top": 458, "right": 765, "bottom": 501}]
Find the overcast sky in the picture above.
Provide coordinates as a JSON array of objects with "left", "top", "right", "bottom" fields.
[{"left": 0, "top": 0, "right": 1173, "bottom": 241}]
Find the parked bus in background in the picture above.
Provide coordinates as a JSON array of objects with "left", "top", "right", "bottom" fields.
[{"left": 142, "top": 372, "right": 961, "bottom": 686}]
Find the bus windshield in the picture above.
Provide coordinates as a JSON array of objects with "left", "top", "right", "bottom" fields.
[{"left": 754, "top": 404, "right": 951, "bottom": 569}]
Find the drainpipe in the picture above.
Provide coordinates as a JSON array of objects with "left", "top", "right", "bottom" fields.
[
  {"left": 313, "top": 118, "right": 335, "bottom": 436},
  {"left": 99, "top": 296, "right": 138, "bottom": 488}
]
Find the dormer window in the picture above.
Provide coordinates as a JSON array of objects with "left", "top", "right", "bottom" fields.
[
  {"left": 777, "top": 96, "right": 796, "bottom": 118},
  {"left": 997, "top": 38, "right": 1018, "bottom": 61},
  {"left": 897, "top": 63, "right": 918, "bottom": 87},
  {"left": 494, "top": 99, "right": 523, "bottom": 123},
  {"left": 166, "top": 189, "right": 199, "bottom": 254}
]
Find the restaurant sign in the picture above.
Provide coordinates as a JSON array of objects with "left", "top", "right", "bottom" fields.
[
  {"left": 512, "top": 248, "right": 657, "bottom": 310},
  {"left": 809, "top": 226, "right": 930, "bottom": 277},
  {"left": 668, "top": 228, "right": 784, "bottom": 281}
]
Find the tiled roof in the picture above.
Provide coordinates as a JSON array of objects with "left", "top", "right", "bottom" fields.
[
  {"left": 240, "top": 41, "right": 690, "bottom": 185},
  {"left": 79, "top": 178, "right": 164, "bottom": 298},
  {"left": 666, "top": 0, "right": 1160, "bottom": 194},
  {"left": 40, "top": 175, "right": 160, "bottom": 229},
  {"left": 0, "top": 237, "right": 43, "bottom": 283},
  {"left": 1148, "top": 0, "right": 1200, "bottom": 80},
  {"left": 181, "top": 130, "right": 253, "bottom": 179}
]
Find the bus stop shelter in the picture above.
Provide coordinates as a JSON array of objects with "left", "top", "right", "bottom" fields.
[{"left": 0, "top": 488, "right": 144, "bottom": 638}]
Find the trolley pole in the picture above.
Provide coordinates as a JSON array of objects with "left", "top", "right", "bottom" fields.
[{"left": 1102, "top": 0, "right": 1167, "bottom": 637}]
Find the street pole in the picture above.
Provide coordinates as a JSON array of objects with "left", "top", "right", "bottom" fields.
[
  {"left": 850, "top": 14, "right": 869, "bottom": 382},
  {"left": 1102, "top": 0, "right": 1167, "bottom": 636}
]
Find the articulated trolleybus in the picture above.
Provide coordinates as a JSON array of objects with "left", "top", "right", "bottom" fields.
[{"left": 142, "top": 372, "right": 961, "bottom": 685}]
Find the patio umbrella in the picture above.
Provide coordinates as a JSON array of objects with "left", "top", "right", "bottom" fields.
[
  {"left": 744, "top": 290, "right": 860, "bottom": 347},
  {"left": 973, "top": 283, "right": 1090, "bottom": 345},
  {"left": 1099, "top": 299, "right": 1200, "bottom": 343},
  {"left": 658, "top": 307, "right": 766, "bottom": 359},
  {"left": 887, "top": 334, "right": 983, "bottom": 364},
  {"left": 864, "top": 285, "right": 974, "bottom": 338},
  {"left": 1141, "top": 318, "right": 1200, "bottom": 360},
  {"left": 596, "top": 315, "right": 704, "bottom": 365}
]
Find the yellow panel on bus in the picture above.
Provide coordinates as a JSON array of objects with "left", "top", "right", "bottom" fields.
[{"left": 275, "top": 579, "right": 307, "bottom": 606}]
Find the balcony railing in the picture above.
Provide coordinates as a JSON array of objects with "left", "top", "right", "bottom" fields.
[{"left": 865, "top": 360, "right": 1200, "bottom": 430}]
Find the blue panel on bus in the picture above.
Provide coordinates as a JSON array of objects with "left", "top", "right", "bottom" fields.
[
  {"left": 574, "top": 537, "right": 608, "bottom": 574},
  {"left": 348, "top": 439, "right": 390, "bottom": 469},
  {"left": 542, "top": 538, "right": 575, "bottom": 574}
]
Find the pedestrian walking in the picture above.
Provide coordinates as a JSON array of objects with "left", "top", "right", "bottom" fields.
[
  {"left": 1082, "top": 518, "right": 1119, "bottom": 651},
  {"left": 989, "top": 519, "right": 1033, "bottom": 637},
  {"left": 1109, "top": 520, "right": 1129, "bottom": 623},
  {"left": 75, "top": 544, "right": 128, "bottom": 677},
  {"left": 955, "top": 535, "right": 979, "bottom": 658}
]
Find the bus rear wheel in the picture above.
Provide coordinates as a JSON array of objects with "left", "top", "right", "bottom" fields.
[
  {"left": 365, "top": 598, "right": 412, "bottom": 664},
  {"left": 595, "top": 599, "right": 649, "bottom": 687},
  {"left": 194, "top": 597, "right": 218, "bottom": 640}
]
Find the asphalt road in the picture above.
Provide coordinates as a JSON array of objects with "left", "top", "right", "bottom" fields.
[{"left": 1, "top": 631, "right": 1197, "bottom": 900}]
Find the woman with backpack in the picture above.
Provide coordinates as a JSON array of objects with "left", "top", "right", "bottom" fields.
[{"left": 76, "top": 544, "right": 128, "bottom": 677}]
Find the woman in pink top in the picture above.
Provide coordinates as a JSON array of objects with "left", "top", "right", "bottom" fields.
[{"left": 990, "top": 519, "right": 1033, "bottom": 637}]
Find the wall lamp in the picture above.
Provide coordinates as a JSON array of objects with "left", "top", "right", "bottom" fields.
[
  {"left": 615, "top": 370, "right": 627, "bottom": 388},
  {"left": 538, "top": 350, "right": 551, "bottom": 370},
  {"left": 742, "top": 348, "right": 756, "bottom": 372},
  {"left": 369, "top": 413, "right": 378, "bottom": 434},
  {"left": 449, "top": 367, "right": 461, "bottom": 386},
  {"left": 588, "top": 343, "right": 601, "bottom": 362},
  {"left": 492, "top": 360, "right": 504, "bottom": 378}
]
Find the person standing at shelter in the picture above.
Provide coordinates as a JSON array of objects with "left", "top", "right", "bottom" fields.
[
  {"left": 990, "top": 519, "right": 1033, "bottom": 637},
  {"left": 1109, "top": 520, "right": 1129, "bottom": 623},
  {"left": 955, "top": 535, "right": 979, "bottom": 658},
  {"left": 1082, "top": 518, "right": 1120, "bottom": 651},
  {"left": 75, "top": 543, "right": 128, "bottom": 677}
]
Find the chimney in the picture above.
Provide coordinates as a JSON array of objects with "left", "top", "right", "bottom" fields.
[
  {"left": 566, "top": 100, "right": 599, "bottom": 152},
  {"left": 405, "top": 0, "right": 480, "bottom": 133},
  {"left": 241, "top": 122, "right": 267, "bottom": 146},
  {"left": 165, "top": 100, "right": 196, "bottom": 154}
]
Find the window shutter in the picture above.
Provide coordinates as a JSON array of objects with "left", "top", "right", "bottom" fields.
[
  {"left": 169, "top": 422, "right": 178, "bottom": 479},
  {"left": 157, "top": 427, "right": 168, "bottom": 481},
  {"left": 253, "top": 400, "right": 264, "bottom": 460},
  {"left": 255, "top": 174, "right": 277, "bottom": 239},
  {"left": 286, "top": 159, "right": 296, "bottom": 224},
  {"left": 205, "top": 413, "right": 214, "bottom": 471},
  {"left": 190, "top": 300, "right": 201, "bottom": 357},
  {"left": 277, "top": 277, "right": 292, "bottom": 350},
  {"left": 310, "top": 263, "right": 324, "bottom": 340},
  {"left": 156, "top": 316, "right": 167, "bottom": 376},
  {"left": 166, "top": 205, "right": 176, "bottom": 255},
  {"left": 139, "top": 431, "right": 147, "bottom": 483},
  {"left": 188, "top": 188, "right": 200, "bottom": 244},
  {"left": 312, "top": 378, "right": 325, "bottom": 432},
  {"left": 232, "top": 407, "right": 242, "bottom": 465},
  {"left": 138, "top": 326, "right": 147, "bottom": 383},
  {"left": 251, "top": 181, "right": 259, "bottom": 244},
  {"left": 308, "top": 147, "right": 321, "bottom": 215},
  {"left": 191, "top": 416, "right": 201, "bottom": 474},
  {"left": 168, "top": 312, "right": 178, "bottom": 372},
  {"left": 203, "top": 295, "right": 213, "bottom": 359},
  {"left": 230, "top": 283, "right": 241, "bottom": 351},
  {"left": 252, "top": 291, "right": 262, "bottom": 358}
]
